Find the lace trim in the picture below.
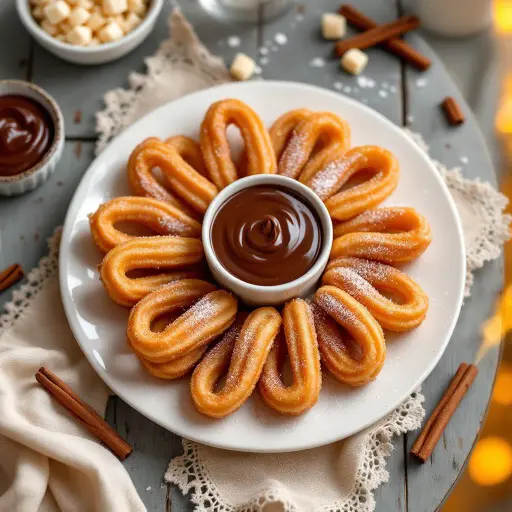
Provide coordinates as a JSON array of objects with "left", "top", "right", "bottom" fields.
[
  {"left": 165, "top": 391, "right": 424, "bottom": 512},
  {"left": 404, "top": 128, "right": 511, "bottom": 296},
  {"left": 0, "top": 230, "right": 61, "bottom": 336},
  {"left": 95, "top": 9, "right": 230, "bottom": 154}
]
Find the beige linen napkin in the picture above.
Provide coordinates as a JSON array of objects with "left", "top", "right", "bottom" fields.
[{"left": 0, "top": 236, "right": 145, "bottom": 512}]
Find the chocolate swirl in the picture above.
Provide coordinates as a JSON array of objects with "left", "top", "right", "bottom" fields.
[
  {"left": 0, "top": 95, "right": 53, "bottom": 177},
  {"left": 211, "top": 185, "right": 323, "bottom": 286}
]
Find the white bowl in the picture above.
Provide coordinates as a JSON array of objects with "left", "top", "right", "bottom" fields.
[
  {"left": 0, "top": 80, "right": 64, "bottom": 196},
  {"left": 202, "top": 174, "right": 333, "bottom": 306},
  {"left": 16, "top": 0, "right": 164, "bottom": 65}
]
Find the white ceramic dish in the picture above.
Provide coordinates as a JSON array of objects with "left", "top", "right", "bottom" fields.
[
  {"left": 202, "top": 174, "right": 333, "bottom": 306},
  {"left": 16, "top": 0, "right": 163, "bottom": 65},
  {"left": 0, "top": 80, "right": 64, "bottom": 196},
  {"left": 60, "top": 81, "right": 465, "bottom": 453}
]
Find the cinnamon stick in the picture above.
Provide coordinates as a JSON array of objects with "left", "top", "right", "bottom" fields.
[
  {"left": 35, "top": 367, "right": 132, "bottom": 460},
  {"left": 441, "top": 97, "right": 465, "bottom": 126},
  {"left": 0, "top": 263, "right": 24, "bottom": 292},
  {"left": 338, "top": 5, "right": 431, "bottom": 70},
  {"left": 335, "top": 15, "right": 420, "bottom": 56},
  {"left": 411, "top": 363, "right": 478, "bottom": 462}
]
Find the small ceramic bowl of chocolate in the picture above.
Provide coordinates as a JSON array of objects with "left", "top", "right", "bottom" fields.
[
  {"left": 0, "top": 80, "right": 64, "bottom": 196},
  {"left": 202, "top": 174, "right": 333, "bottom": 306}
]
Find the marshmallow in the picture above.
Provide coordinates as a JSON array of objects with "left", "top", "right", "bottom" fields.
[
  {"left": 77, "top": 0, "right": 94, "bottom": 8},
  {"left": 127, "top": 0, "right": 146, "bottom": 17},
  {"left": 32, "top": 7, "right": 44, "bottom": 20},
  {"left": 122, "top": 11, "right": 141, "bottom": 33},
  {"left": 66, "top": 25, "right": 93, "bottom": 45},
  {"left": 322, "top": 13, "right": 346, "bottom": 40},
  {"left": 68, "top": 6, "right": 91, "bottom": 27},
  {"left": 44, "top": 1, "right": 71, "bottom": 25},
  {"left": 59, "top": 20, "right": 73, "bottom": 34},
  {"left": 41, "top": 20, "right": 58, "bottom": 36},
  {"left": 102, "top": 0, "right": 128, "bottom": 16},
  {"left": 230, "top": 53, "right": 256, "bottom": 81},
  {"left": 97, "top": 21, "right": 124, "bottom": 42},
  {"left": 340, "top": 48, "right": 369, "bottom": 75},
  {"left": 86, "top": 12, "right": 106, "bottom": 31}
]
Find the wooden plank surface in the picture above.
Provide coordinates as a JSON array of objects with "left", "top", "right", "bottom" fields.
[{"left": 0, "top": 1, "right": 503, "bottom": 511}]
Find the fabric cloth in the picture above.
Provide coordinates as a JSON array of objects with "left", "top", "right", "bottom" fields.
[
  {"left": 0, "top": 235, "right": 145, "bottom": 512},
  {"left": 0, "top": 7, "right": 509, "bottom": 512}
]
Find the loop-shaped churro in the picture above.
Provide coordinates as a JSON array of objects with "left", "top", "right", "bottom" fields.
[
  {"left": 191, "top": 307, "right": 282, "bottom": 418},
  {"left": 324, "top": 258, "right": 428, "bottom": 331},
  {"left": 128, "top": 279, "right": 237, "bottom": 364},
  {"left": 269, "top": 109, "right": 312, "bottom": 160},
  {"left": 165, "top": 135, "right": 207, "bottom": 177},
  {"left": 302, "top": 146, "right": 399, "bottom": 211},
  {"left": 127, "top": 137, "right": 218, "bottom": 216},
  {"left": 259, "top": 299, "right": 321, "bottom": 415},
  {"left": 100, "top": 236, "right": 204, "bottom": 307},
  {"left": 331, "top": 207, "right": 432, "bottom": 264},
  {"left": 128, "top": 332, "right": 207, "bottom": 380},
  {"left": 278, "top": 112, "right": 350, "bottom": 179},
  {"left": 200, "top": 99, "right": 276, "bottom": 189},
  {"left": 314, "top": 286, "right": 386, "bottom": 386},
  {"left": 89, "top": 196, "right": 201, "bottom": 253},
  {"left": 138, "top": 347, "right": 208, "bottom": 380}
]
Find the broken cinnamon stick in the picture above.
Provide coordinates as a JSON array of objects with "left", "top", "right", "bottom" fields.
[
  {"left": 335, "top": 15, "right": 420, "bottom": 56},
  {"left": 410, "top": 363, "right": 478, "bottom": 462},
  {"left": 0, "top": 263, "right": 24, "bottom": 292},
  {"left": 441, "top": 97, "right": 465, "bottom": 126},
  {"left": 338, "top": 4, "right": 431, "bottom": 70},
  {"left": 36, "top": 367, "right": 132, "bottom": 460}
]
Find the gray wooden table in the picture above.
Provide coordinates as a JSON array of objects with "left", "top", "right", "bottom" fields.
[{"left": 0, "top": 1, "right": 504, "bottom": 511}]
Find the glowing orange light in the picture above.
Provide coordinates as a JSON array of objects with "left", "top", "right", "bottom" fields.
[
  {"left": 496, "top": 75, "right": 512, "bottom": 134},
  {"left": 492, "top": 363, "right": 512, "bottom": 405},
  {"left": 469, "top": 437, "right": 512, "bottom": 486},
  {"left": 494, "top": 0, "right": 512, "bottom": 33},
  {"left": 477, "top": 285, "right": 512, "bottom": 362}
]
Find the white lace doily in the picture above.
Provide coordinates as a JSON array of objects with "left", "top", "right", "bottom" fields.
[
  {"left": 0, "top": 230, "right": 60, "bottom": 335},
  {"left": 404, "top": 129, "right": 511, "bottom": 296},
  {"left": 93, "top": 9, "right": 510, "bottom": 512}
]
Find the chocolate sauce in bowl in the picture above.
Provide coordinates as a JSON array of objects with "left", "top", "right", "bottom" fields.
[
  {"left": 0, "top": 95, "right": 54, "bottom": 176},
  {"left": 211, "top": 185, "right": 323, "bottom": 286}
]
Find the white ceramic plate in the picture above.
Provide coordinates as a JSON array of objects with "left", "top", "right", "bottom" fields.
[{"left": 60, "top": 81, "right": 465, "bottom": 452}]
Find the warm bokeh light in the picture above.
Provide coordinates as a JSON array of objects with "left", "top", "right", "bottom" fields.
[
  {"left": 477, "top": 285, "right": 512, "bottom": 362},
  {"left": 492, "top": 363, "right": 512, "bottom": 405},
  {"left": 495, "top": 0, "right": 512, "bottom": 34},
  {"left": 469, "top": 437, "right": 512, "bottom": 486},
  {"left": 496, "top": 75, "right": 512, "bottom": 134}
]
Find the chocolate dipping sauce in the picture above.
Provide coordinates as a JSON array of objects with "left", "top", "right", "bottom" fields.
[
  {"left": 211, "top": 185, "right": 323, "bottom": 286},
  {"left": 0, "top": 95, "right": 53, "bottom": 177}
]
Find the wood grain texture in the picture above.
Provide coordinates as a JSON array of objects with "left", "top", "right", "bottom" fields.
[
  {"left": 0, "top": 1, "right": 31, "bottom": 80},
  {"left": 0, "top": 0, "right": 503, "bottom": 511},
  {"left": 0, "top": 141, "right": 94, "bottom": 280}
]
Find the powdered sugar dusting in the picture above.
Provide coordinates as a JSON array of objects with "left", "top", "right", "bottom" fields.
[
  {"left": 279, "top": 132, "right": 307, "bottom": 177},
  {"left": 157, "top": 215, "right": 190, "bottom": 235},
  {"left": 227, "top": 36, "right": 241, "bottom": 48},
  {"left": 309, "top": 57, "right": 325, "bottom": 68},
  {"left": 316, "top": 291, "right": 357, "bottom": 326}
]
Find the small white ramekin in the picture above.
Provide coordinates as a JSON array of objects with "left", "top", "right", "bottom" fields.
[
  {"left": 202, "top": 175, "right": 333, "bottom": 306},
  {"left": 0, "top": 80, "right": 64, "bottom": 196},
  {"left": 16, "top": 0, "right": 164, "bottom": 66}
]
